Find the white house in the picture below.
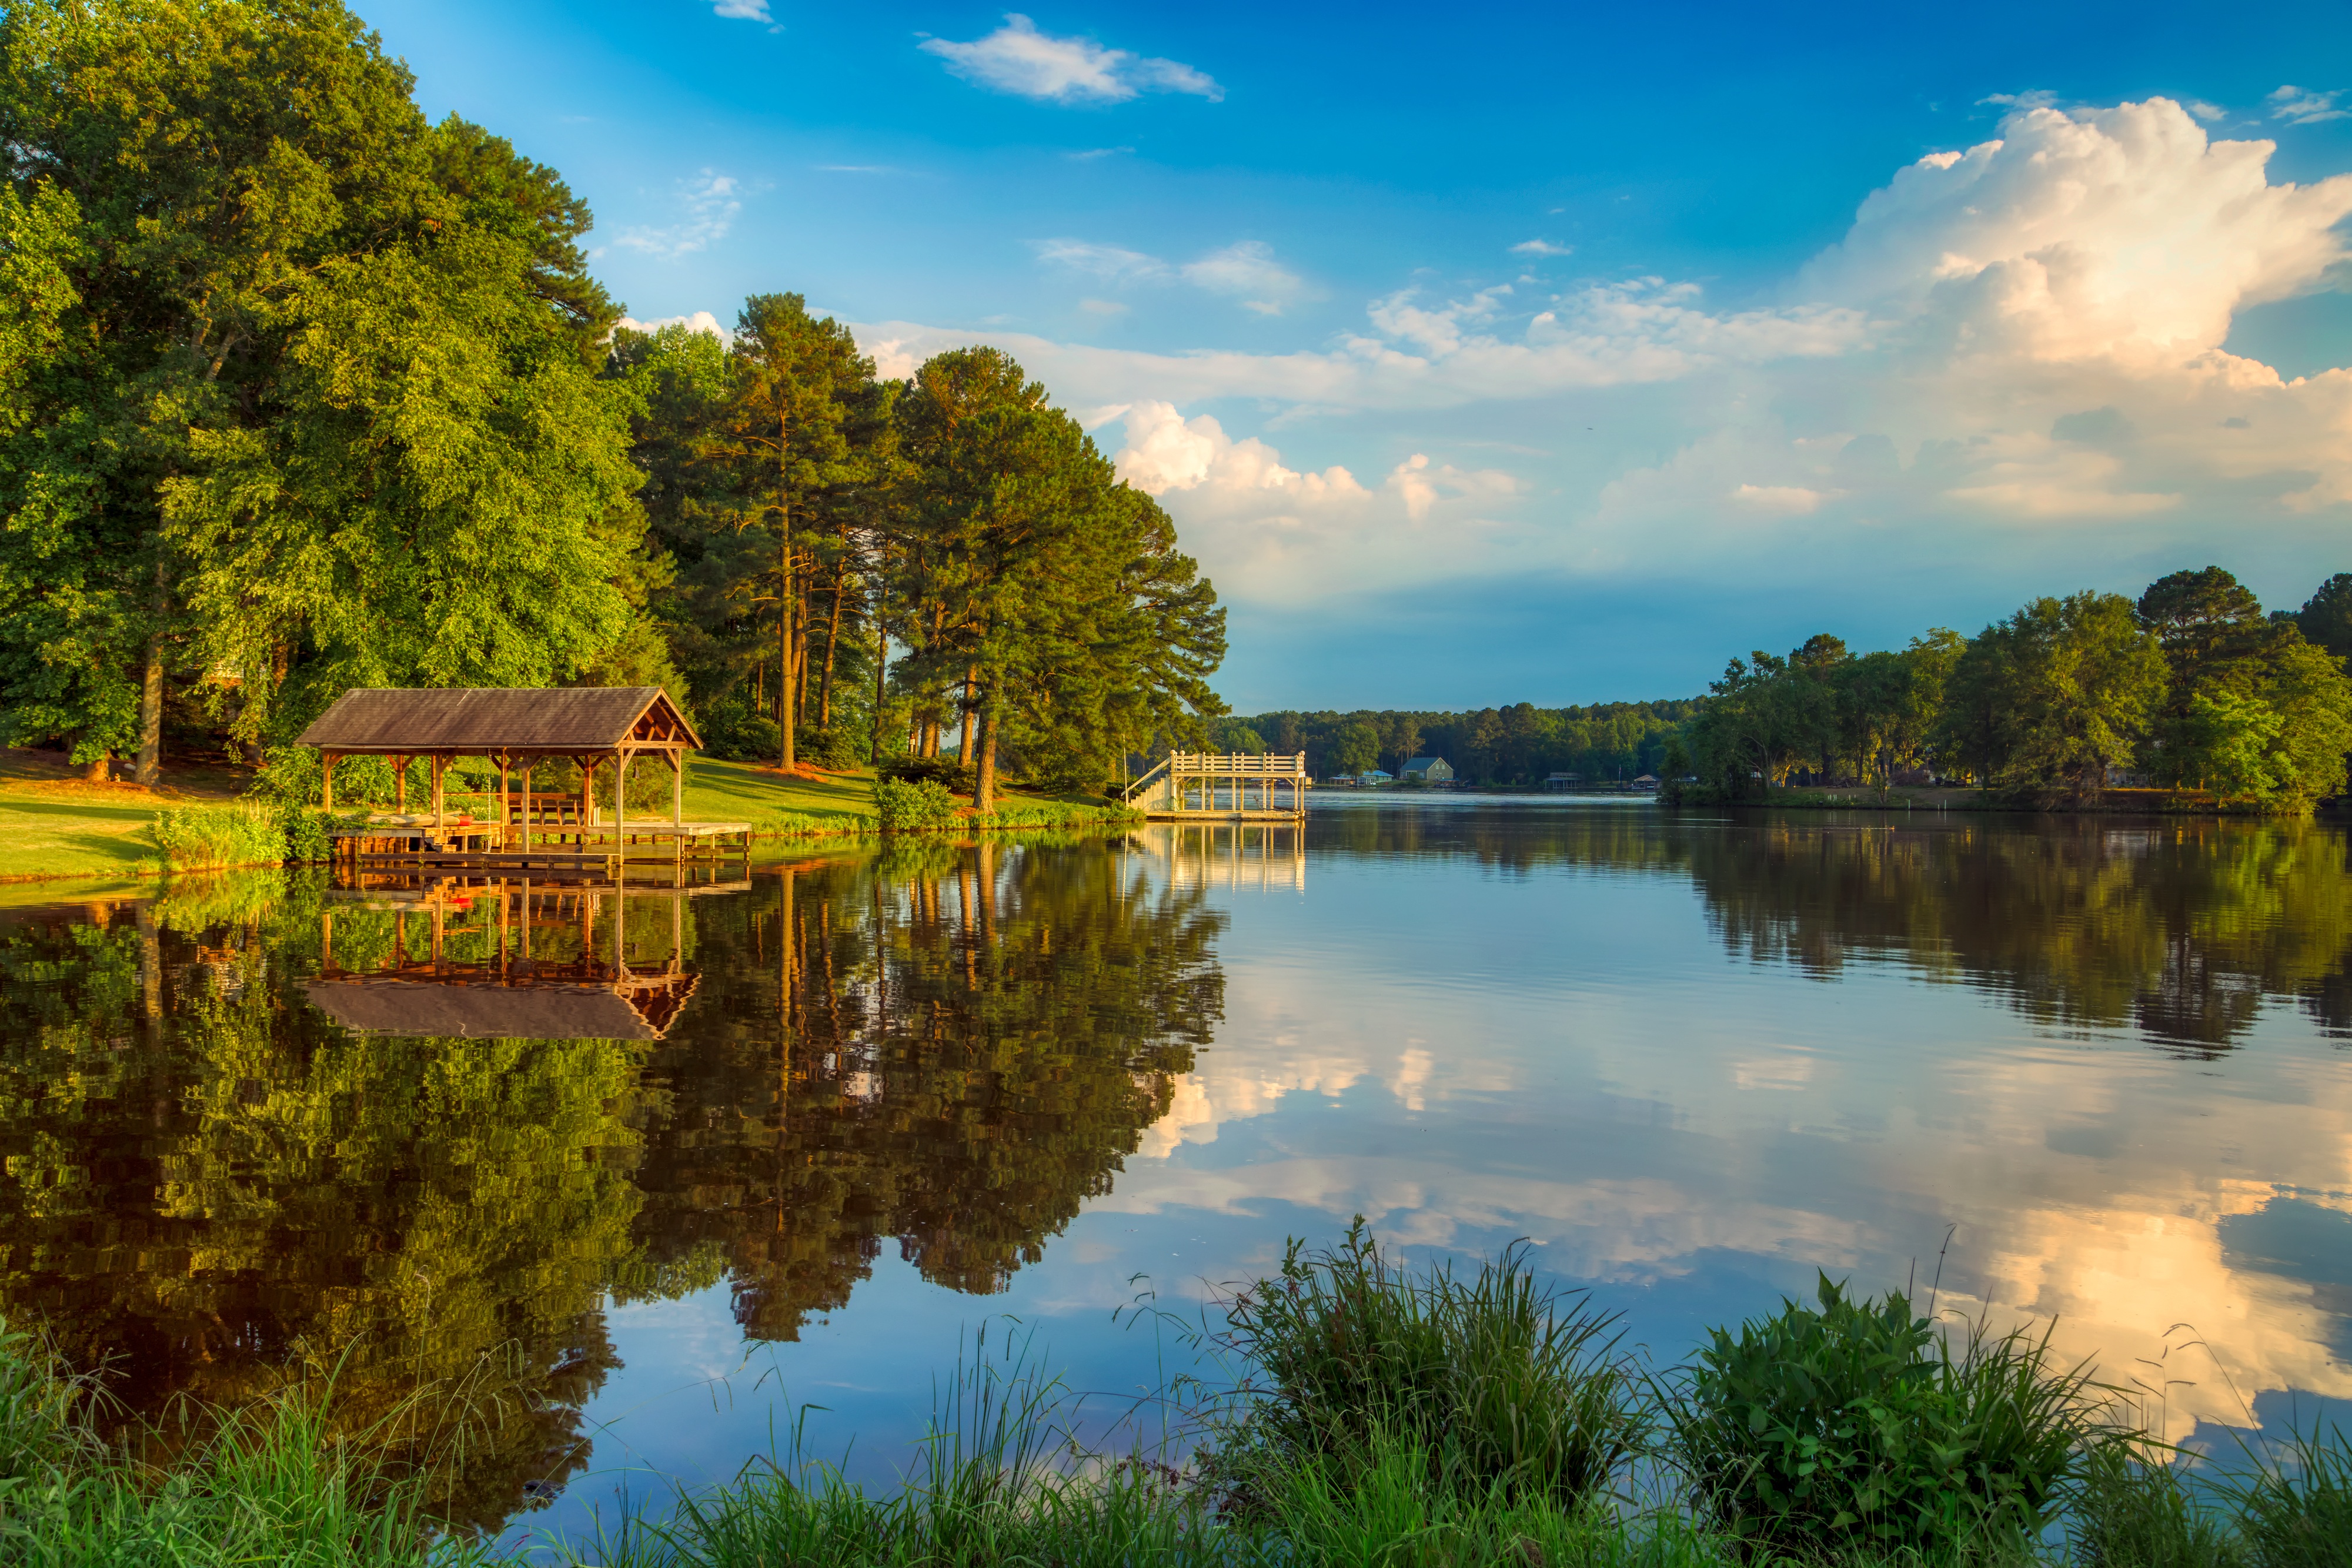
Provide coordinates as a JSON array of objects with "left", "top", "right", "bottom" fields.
[{"left": 1398, "top": 757, "right": 1455, "bottom": 783}]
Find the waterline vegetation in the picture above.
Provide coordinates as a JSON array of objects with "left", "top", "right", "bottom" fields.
[{"left": 0, "top": 1225, "right": 2342, "bottom": 1566}]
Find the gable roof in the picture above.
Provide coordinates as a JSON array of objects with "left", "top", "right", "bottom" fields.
[
  {"left": 1400, "top": 757, "right": 1449, "bottom": 771},
  {"left": 296, "top": 687, "right": 700, "bottom": 753},
  {"left": 303, "top": 975, "right": 699, "bottom": 1041}
]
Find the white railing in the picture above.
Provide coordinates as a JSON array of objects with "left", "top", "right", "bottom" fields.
[{"left": 1164, "top": 752, "right": 1309, "bottom": 775}]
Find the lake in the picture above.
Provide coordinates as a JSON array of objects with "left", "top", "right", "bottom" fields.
[{"left": 1, "top": 800, "right": 2347, "bottom": 1543}]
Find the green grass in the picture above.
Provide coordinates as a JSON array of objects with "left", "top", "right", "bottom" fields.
[{"left": 2, "top": 1223, "right": 2344, "bottom": 1568}]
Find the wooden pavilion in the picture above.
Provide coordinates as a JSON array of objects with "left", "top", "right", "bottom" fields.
[{"left": 296, "top": 686, "right": 750, "bottom": 874}]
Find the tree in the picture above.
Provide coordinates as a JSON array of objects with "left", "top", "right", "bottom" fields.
[
  {"left": 0, "top": 0, "right": 643, "bottom": 772},
  {"left": 2291, "top": 573, "right": 2352, "bottom": 664},
  {"left": 697, "top": 295, "right": 881, "bottom": 774},
  {"left": 1955, "top": 592, "right": 2166, "bottom": 801},
  {"left": 1328, "top": 721, "right": 1379, "bottom": 777}
]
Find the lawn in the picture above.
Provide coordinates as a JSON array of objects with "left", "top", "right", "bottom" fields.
[
  {"left": 0, "top": 748, "right": 252, "bottom": 895},
  {"left": 0, "top": 750, "right": 1130, "bottom": 897}
]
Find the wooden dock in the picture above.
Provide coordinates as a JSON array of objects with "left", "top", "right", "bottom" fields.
[{"left": 1124, "top": 752, "right": 1311, "bottom": 821}]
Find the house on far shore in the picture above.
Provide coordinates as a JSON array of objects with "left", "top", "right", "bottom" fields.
[
  {"left": 1542, "top": 771, "right": 1582, "bottom": 793},
  {"left": 1631, "top": 774, "right": 1661, "bottom": 792},
  {"left": 1362, "top": 767, "right": 1394, "bottom": 786},
  {"left": 1398, "top": 757, "right": 1455, "bottom": 784}
]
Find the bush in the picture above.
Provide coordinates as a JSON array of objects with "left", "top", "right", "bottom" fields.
[
  {"left": 152, "top": 803, "right": 290, "bottom": 872},
  {"left": 1214, "top": 1218, "right": 1639, "bottom": 1510},
  {"left": 702, "top": 702, "right": 781, "bottom": 764},
  {"left": 876, "top": 777, "right": 961, "bottom": 834},
  {"left": 796, "top": 723, "right": 865, "bottom": 771},
  {"left": 881, "top": 757, "right": 975, "bottom": 794},
  {"left": 1665, "top": 1273, "right": 2110, "bottom": 1553}
]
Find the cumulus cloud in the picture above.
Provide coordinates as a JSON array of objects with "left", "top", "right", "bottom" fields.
[
  {"left": 1509, "top": 239, "right": 1573, "bottom": 256},
  {"left": 613, "top": 170, "right": 740, "bottom": 258},
  {"left": 919, "top": 15, "right": 1222, "bottom": 105},
  {"left": 617, "top": 310, "right": 730, "bottom": 342},
  {"left": 857, "top": 97, "right": 2352, "bottom": 607},
  {"left": 711, "top": 0, "right": 769, "bottom": 18}
]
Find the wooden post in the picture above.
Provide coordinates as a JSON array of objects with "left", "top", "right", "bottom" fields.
[
  {"left": 579, "top": 757, "right": 595, "bottom": 837},
  {"left": 394, "top": 755, "right": 407, "bottom": 814},
  {"left": 321, "top": 753, "right": 335, "bottom": 814},
  {"left": 670, "top": 750, "right": 683, "bottom": 825},
  {"left": 497, "top": 753, "right": 510, "bottom": 851},
  {"left": 517, "top": 760, "right": 532, "bottom": 853},
  {"left": 431, "top": 755, "right": 446, "bottom": 830}
]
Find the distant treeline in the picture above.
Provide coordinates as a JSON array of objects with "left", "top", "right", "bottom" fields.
[
  {"left": 1217, "top": 703, "right": 1698, "bottom": 785},
  {"left": 1685, "top": 568, "right": 2352, "bottom": 809}
]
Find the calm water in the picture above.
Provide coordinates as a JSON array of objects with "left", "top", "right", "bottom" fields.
[{"left": 1, "top": 801, "right": 2348, "bottom": 1540}]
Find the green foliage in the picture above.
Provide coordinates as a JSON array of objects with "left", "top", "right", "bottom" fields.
[
  {"left": 874, "top": 776, "right": 960, "bottom": 833},
  {"left": 2291, "top": 574, "right": 2352, "bottom": 664},
  {"left": 2071, "top": 1445, "right": 2243, "bottom": 1568},
  {"left": 1214, "top": 1219, "right": 1640, "bottom": 1511},
  {"left": 1665, "top": 1274, "right": 2112, "bottom": 1552},
  {"left": 151, "top": 803, "right": 288, "bottom": 871},
  {"left": 880, "top": 757, "right": 975, "bottom": 794},
  {"left": 796, "top": 723, "right": 864, "bottom": 772}
]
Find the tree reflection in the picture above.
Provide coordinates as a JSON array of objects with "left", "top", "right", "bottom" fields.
[
  {"left": 1315, "top": 806, "right": 2352, "bottom": 1054},
  {"left": 627, "top": 837, "right": 1224, "bottom": 1338},
  {"left": 0, "top": 837, "right": 1223, "bottom": 1529}
]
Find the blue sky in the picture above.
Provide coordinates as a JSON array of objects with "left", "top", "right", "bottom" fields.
[{"left": 377, "top": 1, "right": 2352, "bottom": 710}]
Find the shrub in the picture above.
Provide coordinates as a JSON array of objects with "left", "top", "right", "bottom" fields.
[
  {"left": 703, "top": 703, "right": 781, "bottom": 763},
  {"left": 1215, "top": 1218, "right": 1640, "bottom": 1510},
  {"left": 881, "top": 757, "right": 975, "bottom": 794},
  {"left": 152, "top": 803, "right": 290, "bottom": 872},
  {"left": 876, "top": 777, "right": 961, "bottom": 834},
  {"left": 796, "top": 723, "right": 865, "bottom": 771},
  {"left": 1665, "top": 1273, "right": 2112, "bottom": 1553}
]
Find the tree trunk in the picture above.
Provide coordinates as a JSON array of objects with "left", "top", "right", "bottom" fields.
[
  {"left": 135, "top": 558, "right": 166, "bottom": 787},
  {"left": 819, "top": 535, "right": 847, "bottom": 729},
  {"left": 777, "top": 548, "right": 796, "bottom": 773},
  {"left": 870, "top": 630, "right": 887, "bottom": 765},
  {"left": 974, "top": 697, "right": 998, "bottom": 813},
  {"left": 83, "top": 753, "right": 109, "bottom": 784},
  {"left": 958, "top": 666, "right": 977, "bottom": 763}
]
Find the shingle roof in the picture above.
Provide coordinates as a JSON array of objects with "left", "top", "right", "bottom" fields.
[
  {"left": 1401, "top": 757, "right": 1448, "bottom": 770},
  {"left": 303, "top": 977, "right": 698, "bottom": 1040},
  {"left": 295, "top": 687, "right": 699, "bottom": 752}
]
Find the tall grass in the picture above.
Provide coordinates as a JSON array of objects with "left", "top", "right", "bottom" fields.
[
  {"left": 151, "top": 801, "right": 291, "bottom": 871},
  {"left": 0, "top": 1318, "right": 482, "bottom": 1567},
  {"left": 1208, "top": 1218, "right": 1641, "bottom": 1511},
  {"left": 1, "top": 1238, "right": 2348, "bottom": 1568}
]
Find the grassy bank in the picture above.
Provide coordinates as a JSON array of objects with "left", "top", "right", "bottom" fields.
[
  {"left": 0, "top": 750, "right": 1139, "bottom": 892},
  {"left": 2, "top": 1226, "right": 2342, "bottom": 1566}
]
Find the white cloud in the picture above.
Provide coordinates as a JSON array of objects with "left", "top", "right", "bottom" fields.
[
  {"left": 1730, "top": 483, "right": 1830, "bottom": 516},
  {"left": 1077, "top": 297, "right": 1128, "bottom": 316},
  {"left": 919, "top": 15, "right": 1222, "bottom": 105},
  {"left": 2268, "top": 85, "right": 2350, "bottom": 125},
  {"left": 1509, "top": 239, "right": 1573, "bottom": 257},
  {"left": 1037, "top": 236, "right": 1309, "bottom": 313},
  {"left": 856, "top": 97, "right": 2352, "bottom": 606},
  {"left": 711, "top": 0, "right": 769, "bottom": 18},
  {"left": 1068, "top": 145, "right": 1134, "bottom": 161},
  {"left": 617, "top": 310, "right": 730, "bottom": 342},
  {"left": 1034, "top": 238, "right": 1166, "bottom": 280},
  {"left": 1180, "top": 240, "right": 1304, "bottom": 313},
  {"left": 613, "top": 170, "right": 740, "bottom": 258}
]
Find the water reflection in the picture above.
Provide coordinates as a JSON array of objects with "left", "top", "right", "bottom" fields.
[
  {"left": 0, "top": 810, "right": 2344, "bottom": 1532},
  {"left": 0, "top": 838, "right": 1218, "bottom": 1530},
  {"left": 1315, "top": 804, "right": 2352, "bottom": 1053}
]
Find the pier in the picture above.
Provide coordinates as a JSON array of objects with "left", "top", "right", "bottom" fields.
[{"left": 1122, "top": 751, "right": 1311, "bottom": 821}]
